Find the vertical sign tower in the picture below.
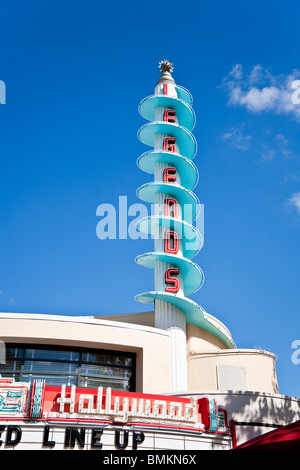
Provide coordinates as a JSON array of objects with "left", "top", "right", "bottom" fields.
[{"left": 136, "top": 61, "right": 234, "bottom": 392}]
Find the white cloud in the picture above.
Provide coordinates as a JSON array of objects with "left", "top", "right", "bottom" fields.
[
  {"left": 221, "top": 65, "right": 300, "bottom": 120},
  {"left": 288, "top": 192, "right": 300, "bottom": 213},
  {"left": 260, "top": 134, "right": 293, "bottom": 161},
  {"left": 274, "top": 134, "right": 292, "bottom": 158},
  {"left": 222, "top": 127, "right": 252, "bottom": 150}
]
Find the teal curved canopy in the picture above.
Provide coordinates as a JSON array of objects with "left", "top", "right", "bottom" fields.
[
  {"left": 138, "top": 122, "right": 197, "bottom": 160},
  {"left": 135, "top": 251, "right": 204, "bottom": 296},
  {"left": 137, "top": 150, "right": 199, "bottom": 190},
  {"left": 175, "top": 85, "right": 193, "bottom": 106},
  {"left": 136, "top": 215, "right": 203, "bottom": 259},
  {"left": 135, "top": 291, "right": 235, "bottom": 349},
  {"left": 139, "top": 95, "right": 195, "bottom": 131},
  {"left": 136, "top": 181, "right": 200, "bottom": 223}
]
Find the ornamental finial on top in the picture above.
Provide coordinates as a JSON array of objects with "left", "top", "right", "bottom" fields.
[{"left": 158, "top": 60, "right": 174, "bottom": 74}]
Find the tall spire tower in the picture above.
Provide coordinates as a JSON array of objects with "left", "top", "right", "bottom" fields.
[{"left": 135, "top": 61, "right": 235, "bottom": 392}]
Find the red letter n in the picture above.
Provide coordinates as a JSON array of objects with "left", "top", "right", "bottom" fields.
[{"left": 164, "top": 198, "right": 178, "bottom": 218}]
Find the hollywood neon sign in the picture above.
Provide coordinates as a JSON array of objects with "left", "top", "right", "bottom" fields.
[
  {"left": 57, "top": 384, "right": 199, "bottom": 426},
  {"left": 0, "top": 378, "right": 227, "bottom": 435}
]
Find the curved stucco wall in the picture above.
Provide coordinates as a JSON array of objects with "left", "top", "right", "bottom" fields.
[
  {"left": 186, "top": 322, "right": 231, "bottom": 352},
  {"left": 187, "top": 348, "right": 278, "bottom": 393},
  {"left": 0, "top": 313, "right": 171, "bottom": 394},
  {"left": 186, "top": 323, "right": 278, "bottom": 394},
  {"left": 0, "top": 312, "right": 279, "bottom": 396}
]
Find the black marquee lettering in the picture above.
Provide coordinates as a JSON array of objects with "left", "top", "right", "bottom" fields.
[
  {"left": 6, "top": 426, "right": 22, "bottom": 446},
  {"left": 42, "top": 426, "right": 56, "bottom": 447},
  {"left": 70, "top": 428, "right": 85, "bottom": 447},
  {"left": 0, "top": 426, "right": 5, "bottom": 447},
  {"left": 132, "top": 431, "right": 145, "bottom": 449},
  {"left": 91, "top": 428, "right": 103, "bottom": 449},
  {"left": 70, "top": 427, "right": 85, "bottom": 447},
  {"left": 114, "top": 429, "right": 129, "bottom": 449},
  {"left": 64, "top": 427, "right": 85, "bottom": 448},
  {"left": 0, "top": 424, "right": 144, "bottom": 450},
  {"left": 64, "top": 427, "right": 71, "bottom": 447}
]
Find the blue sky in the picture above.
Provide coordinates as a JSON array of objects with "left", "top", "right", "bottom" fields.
[{"left": 0, "top": 0, "right": 300, "bottom": 398}]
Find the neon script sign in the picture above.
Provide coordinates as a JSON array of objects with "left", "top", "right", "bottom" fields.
[
  {"left": 56, "top": 384, "right": 200, "bottom": 426},
  {"left": 0, "top": 378, "right": 228, "bottom": 435}
]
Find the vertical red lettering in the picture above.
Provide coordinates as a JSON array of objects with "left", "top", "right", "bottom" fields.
[
  {"left": 163, "top": 167, "right": 177, "bottom": 183},
  {"left": 163, "top": 109, "right": 176, "bottom": 123},
  {"left": 163, "top": 137, "right": 176, "bottom": 153},
  {"left": 165, "top": 231, "right": 179, "bottom": 254},
  {"left": 165, "top": 268, "right": 180, "bottom": 293},
  {"left": 164, "top": 198, "right": 178, "bottom": 218}
]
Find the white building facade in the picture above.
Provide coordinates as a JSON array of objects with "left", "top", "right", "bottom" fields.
[{"left": 0, "top": 63, "right": 299, "bottom": 450}]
